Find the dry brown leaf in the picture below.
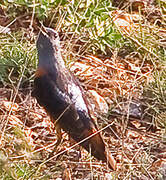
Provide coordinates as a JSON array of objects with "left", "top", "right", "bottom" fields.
[
  {"left": 112, "top": 10, "right": 142, "bottom": 34},
  {"left": 70, "top": 54, "right": 153, "bottom": 102},
  {"left": 8, "top": 115, "right": 23, "bottom": 127},
  {"left": 152, "top": 159, "right": 166, "bottom": 173},
  {"left": 24, "top": 129, "right": 37, "bottom": 146},
  {"left": 29, "top": 112, "right": 43, "bottom": 120},
  {"left": 130, "top": 120, "right": 141, "bottom": 129},
  {"left": 86, "top": 55, "right": 103, "bottom": 66},
  {"left": 88, "top": 90, "right": 109, "bottom": 114},
  {"left": 112, "top": 10, "right": 134, "bottom": 32},
  {"left": 127, "top": 130, "right": 140, "bottom": 139},
  {"left": 3, "top": 101, "right": 19, "bottom": 111}
]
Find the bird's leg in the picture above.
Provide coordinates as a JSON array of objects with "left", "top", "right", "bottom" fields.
[{"left": 48, "top": 119, "right": 62, "bottom": 159}]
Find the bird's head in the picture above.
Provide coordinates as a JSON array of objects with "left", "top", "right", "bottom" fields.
[
  {"left": 37, "top": 27, "right": 61, "bottom": 56},
  {"left": 44, "top": 27, "right": 60, "bottom": 47},
  {"left": 36, "top": 26, "right": 63, "bottom": 77}
]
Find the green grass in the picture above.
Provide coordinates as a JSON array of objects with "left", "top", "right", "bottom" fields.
[{"left": 0, "top": 31, "right": 37, "bottom": 86}]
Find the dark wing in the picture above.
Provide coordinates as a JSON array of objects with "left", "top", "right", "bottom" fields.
[
  {"left": 57, "top": 69, "right": 108, "bottom": 161},
  {"left": 33, "top": 73, "right": 71, "bottom": 118}
]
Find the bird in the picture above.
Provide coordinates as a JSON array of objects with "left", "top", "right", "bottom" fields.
[{"left": 32, "top": 26, "right": 116, "bottom": 170}]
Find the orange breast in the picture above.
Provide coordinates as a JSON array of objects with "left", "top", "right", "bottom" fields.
[{"left": 35, "top": 67, "right": 47, "bottom": 77}]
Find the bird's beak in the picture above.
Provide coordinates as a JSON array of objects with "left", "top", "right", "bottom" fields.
[
  {"left": 38, "top": 25, "right": 48, "bottom": 37},
  {"left": 40, "top": 25, "right": 47, "bottom": 34}
]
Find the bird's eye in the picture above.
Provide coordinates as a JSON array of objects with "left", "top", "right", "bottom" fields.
[
  {"left": 48, "top": 32, "right": 58, "bottom": 39},
  {"left": 47, "top": 32, "right": 51, "bottom": 37},
  {"left": 53, "top": 33, "right": 58, "bottom": 38}
]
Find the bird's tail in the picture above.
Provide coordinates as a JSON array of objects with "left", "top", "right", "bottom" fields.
[{"left": 73, "top": 127, "right": 117, "bottom": 170}]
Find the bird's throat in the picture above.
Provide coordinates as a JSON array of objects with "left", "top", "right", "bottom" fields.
[{"left": 35, "top": 67, "right": 47, "bottom": 77}]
